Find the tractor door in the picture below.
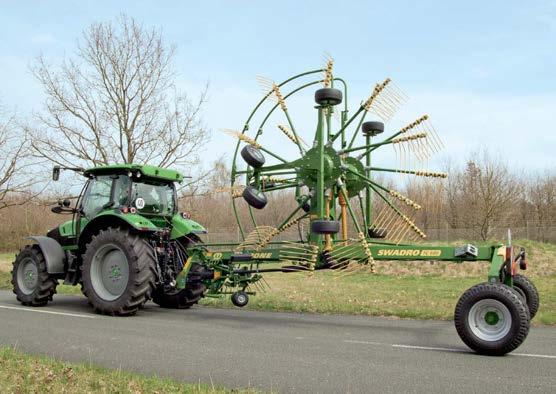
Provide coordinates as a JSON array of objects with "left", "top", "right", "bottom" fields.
[
  {"left": 76, "top": 175, "right": 115, "bottom": 236},
  {"left": 75, "top": 174, "right": 132, "bottom": 238}
]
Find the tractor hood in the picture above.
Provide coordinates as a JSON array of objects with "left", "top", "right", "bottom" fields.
[{"left": 170, "top": 213, "right": 207, "bottom": 239}]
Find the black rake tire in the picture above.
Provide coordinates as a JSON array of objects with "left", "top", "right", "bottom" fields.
[
  {"left": 241, "top": 145, "right": 266, "bottom": 168},
  {"left": 512, "top": 274, "right": 540, "bottom": 319},
  {"left": 311, "top": 220, "right": 340, "bottom": 235},
  {"left": 362, "top": 121, "right": 385, "bottom": 136},
  {"left": 314, "top": 88, "right": 343, "bottom": 106},
  {"left": 152, "top": 265, "right": 206, "bottom": 309},
  {"left": 368, "top": 227, "right": 388, "bottom": 238},
  {"left": 242, "top": 186, "right": 268, "bottom": 209},
  {"left": 454, "top": 282, "right": 529, "bottom": 356},
  {"left": 11, "top": 245, "right": 57, "bottom": 306},
  {"left": 81, "top": 227, "right": 157, "bottom": 316}
]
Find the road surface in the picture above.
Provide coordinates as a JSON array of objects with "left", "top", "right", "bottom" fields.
[{"left": 0, "top": 291, "right": 554, "bottom": 393}]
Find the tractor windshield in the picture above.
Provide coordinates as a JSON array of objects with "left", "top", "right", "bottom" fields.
[{"left": 129, "top": 180, "right": 176, "bottom": 216}]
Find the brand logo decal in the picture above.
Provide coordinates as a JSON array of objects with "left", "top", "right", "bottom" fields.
[{"left": 376, "top": 249, "right": 442, "bottom": 257}]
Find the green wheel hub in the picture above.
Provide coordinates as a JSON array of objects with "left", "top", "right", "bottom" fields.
[
  {"left": 297, "top": 146, "right": 342, "bottom": 189},
  {"left": 484, "top": 311, "right": 500, "bottom": 325},
  {"left": 17, "top": 258, "right": 38, "bottom": 295},
  {"left": 90, "top": 243, "right": 129, "bottom": 301}
]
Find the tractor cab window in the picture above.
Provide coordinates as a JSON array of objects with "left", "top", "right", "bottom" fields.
[
  {"left": 113, "top": 175, "right": 132, "bottom": 207},
  {"left": 81, "top": 175, "right": 113, "bottom": 218},
  {"left": 130, "top": 181, "right": 175, "bottom": 215}
]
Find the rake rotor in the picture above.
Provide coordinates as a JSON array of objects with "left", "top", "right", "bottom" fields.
[{"left": 225, "top": 57, "right": 447, "bottom": 270}]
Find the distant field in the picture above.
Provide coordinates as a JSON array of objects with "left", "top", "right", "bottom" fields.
[{"left": 1, "top": 240, "right": 554, "bottom": 324}]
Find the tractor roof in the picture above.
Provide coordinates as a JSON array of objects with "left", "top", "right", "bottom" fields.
[{"left": 83, "top": 164, "right": 184, "bottom": 183}]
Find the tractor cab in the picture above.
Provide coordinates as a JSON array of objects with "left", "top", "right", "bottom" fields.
[
  {"left": 79, "top": 165, "right": 179, "bottom": 219},
  {"left": 47, "top": 164, "right": 198, "bottom": 247}
]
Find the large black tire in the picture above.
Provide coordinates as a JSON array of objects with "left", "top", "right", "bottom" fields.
[
  {"left": 11, "top": 245, "right": 58, "bottom": 306},
  {"left": 81, "top": 227, "right": 156, "bottom": 316},
  {"left": 152, "top": 264, "right": 206, "bottom": 309},
  {"left": 512, "top": 274, "right": 539, "bottom": 319},
  {"left": 454, "top": 282, "right": 529, "bottom": 356}
]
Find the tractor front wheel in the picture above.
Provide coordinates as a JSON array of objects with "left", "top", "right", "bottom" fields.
[
  {"left": 81, "top": 227, "right": 156, "bottom": 316},
  {"left": 454, "top": 282, "right": 529, "bottom": 356},
  {"left": 11, "top": 245, "right": 58, "bottom": 306}
]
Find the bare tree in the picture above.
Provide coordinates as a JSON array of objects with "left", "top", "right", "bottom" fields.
[
  {"left": 29, "top": 15, "right": 208, "bottom": 173},
  {"left": 444, "top": 152, "right": 519, "bottom": 240},
  {"left": 524, "top": 173, "right": 556, "bottom": 241},
  {"left": 0, "top": 105, "right": 39, "bottom": 210}
]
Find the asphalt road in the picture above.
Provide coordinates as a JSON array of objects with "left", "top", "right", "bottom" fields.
[{"left": 0, "top": 291, "right": 554, "bottom": 393}]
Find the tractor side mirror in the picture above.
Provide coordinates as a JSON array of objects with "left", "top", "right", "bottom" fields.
[{"left": 52, "top": 166, "right": 60, "bottom": 181}]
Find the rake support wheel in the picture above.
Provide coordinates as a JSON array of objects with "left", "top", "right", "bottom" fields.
[
  {"left": 241, "top": 145, "right": 265, "bottom": 168},
  {"left": 314, "top": 88, "right": 343, "bottom": 106},
  {"left": 242, "top": 186, "right": 268, "bottom": 209},
  {"left": 311, "top": 220, "right": 340, "bottom": 235},
  {"left": 454, "top": 282, "right": 529, "bottom": 356},
  {"left": 512, "top": 274, "right": 539, "bottom": 319}
]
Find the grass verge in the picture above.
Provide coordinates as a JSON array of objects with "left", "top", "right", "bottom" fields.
[
  {"left": 1, "top": 240, "right": 555, "bottom": 324},
  {"left": 0, "top": 347, "right": 255, "bottom": 393}
]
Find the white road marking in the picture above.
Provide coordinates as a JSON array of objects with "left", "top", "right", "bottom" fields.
[
  {"left": 512, "top": 352, "right": 556, "bottom": 360},
  {"left": 0, "top": 305, "right": 95, "bottom": 319},
  {"left": 392, "top": 344, "right": 465, "bottom": 353},
  {"left": 342, "top": 339, "right": 556, "bottom": 360},
  {"left": 343, "top": 339, "right": 386, "bottom": 346}
]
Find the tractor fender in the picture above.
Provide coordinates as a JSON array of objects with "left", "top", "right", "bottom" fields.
[
  {"left": 26, "top": 236, "right": 66, "bottom": 274},
  {"left": 78, "top": 212, "right": 158, "bottom": 250},
  {"left": 170, "top": 214, "right": 207, "bottom": 239}
]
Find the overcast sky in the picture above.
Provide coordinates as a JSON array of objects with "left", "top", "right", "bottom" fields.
[{"left": 1, "top": 0, "right": 554, "bottom": 175}]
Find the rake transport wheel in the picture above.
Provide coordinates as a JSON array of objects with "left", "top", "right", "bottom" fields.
[
  {"left": 454, "top": 282, "right": 530, "bottom": 356},
  {"left": 231, "top": 291, "right": 249, "bottom": 307},
  {"left": 512, "top": 274, "right": 540, "bottom": 319},
  {"left": 11, "top": 245, "right": 58, "bottom": 306},
  {"left": 152, "top": 264, "right": 206, "bottom": 309},
  {"left": 81, "top": 227, "right": 156, "bottom": 316}
]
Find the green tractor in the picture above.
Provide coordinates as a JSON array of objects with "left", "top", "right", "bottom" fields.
[{"left": 12, "top": 164, "right": 210, "bottom": 315}]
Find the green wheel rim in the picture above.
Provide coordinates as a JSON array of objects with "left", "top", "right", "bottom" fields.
[
  {"left": 90, "top": 243, "right": 129, "bottom": 301},
  {"left": 17, "top": 257, "right": 38, "bottom": 295}
]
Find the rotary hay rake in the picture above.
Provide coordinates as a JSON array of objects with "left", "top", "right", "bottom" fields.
[{"left": 186, "top": 56, "right": 538, "bottom": 355}]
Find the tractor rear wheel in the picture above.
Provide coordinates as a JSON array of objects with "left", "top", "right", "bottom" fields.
[
  {"left": 454, "top": 282, "right": 529, "bottom": 356},
  {"left": 81, "top": 227, "right": 156, "bottom": 316},
  {"left": 11, "top": 245, "right": 58, "bottom": 306},
  {"left": 152, "top": 264, "right": 206, "bottom": 309}
]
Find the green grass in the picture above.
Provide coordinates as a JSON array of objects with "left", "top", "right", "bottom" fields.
[
  {"left": 1, "top": 240, "right": 555, "bottom": 324},
  {"left": 0, "top": 347, "right": 255, "bottom": 393},
  {"left": 200, "top": 272, "right": 556, "bottom": 325}
]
